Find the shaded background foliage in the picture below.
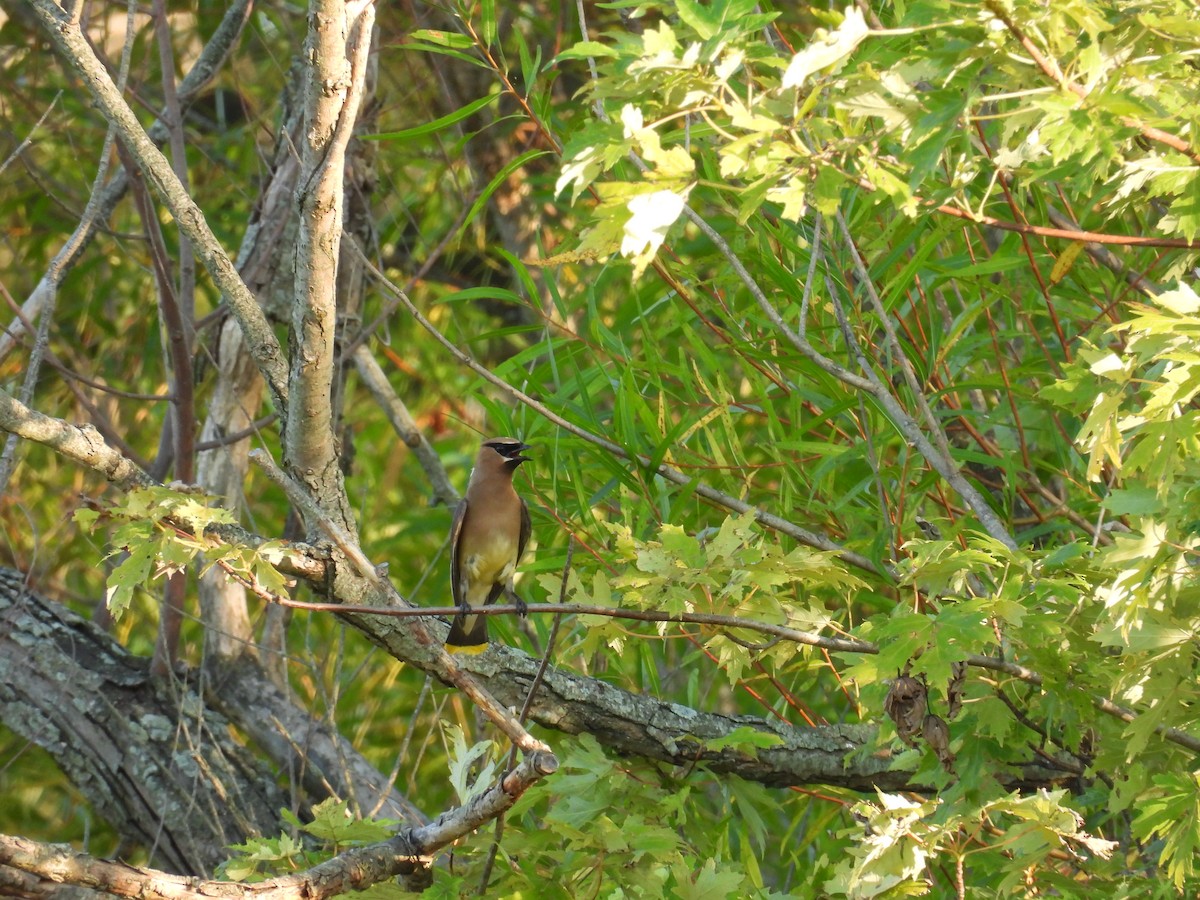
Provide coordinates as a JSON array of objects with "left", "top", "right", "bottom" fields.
[{"left": 1, "top": 0, "right": 1199, "bottom": 896}]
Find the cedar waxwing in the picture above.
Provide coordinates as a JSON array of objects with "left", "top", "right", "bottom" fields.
[{"left": 445, "top": 437, "right": 532, "bottom": 653}]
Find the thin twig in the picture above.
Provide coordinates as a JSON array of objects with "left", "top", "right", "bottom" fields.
[
  {"left": 1, "top": 0, "right": 253, "bottom": 364},
  {"left": 194, "top": 415, "right": 278, "bottom": 451},
  {"left": 0, "top": 91, "right": 61, "bottom": 179},
  {"left": 27, "top": 0, "right": 290, "bottom": 412},
  {"left": 346, "top": 241, "right": 891, "bottom": 581},
  {"left": 248, "top": 449, "right": 380, "bottom": 585},
  {"left": 478, "top": 539, "right": 576, "bottom": 894},
  {"left": 934, "top": 203, "right": 1200, "bottom": 249}
]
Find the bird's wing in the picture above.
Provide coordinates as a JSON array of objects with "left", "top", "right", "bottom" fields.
[
  {"left": 518, "top": 497, "right": 531, "bottom": 562},
  {"left": 448, "top": 497, "right": 469, "bottom": 607}
]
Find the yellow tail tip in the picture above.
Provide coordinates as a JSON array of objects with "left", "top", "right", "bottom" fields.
[{"left": 445, "top": 643, "right": 488, "bottom": 655}]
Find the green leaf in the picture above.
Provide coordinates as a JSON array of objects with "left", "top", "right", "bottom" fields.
[
  {"left": 1132, "top": 774, "right": 1200, "bottom": 888},
  {"left": 398, "top": 41, "right": 486, "bottom": 69},
  {"left": 408, "top": 29, "right": 474, "bottom": 49},
  {"left": 301, "top": 798, "right": 399, "bottom": 845},
  {"left": 1101, "top": 485, "right": 1163, "bottom": 516},
  {"left": 675, "top": 0, "right": 722, "bottom": 40},
  {"left": 1159, "top": 174, "right": 1200, "bottom": 242},
  {"left": 444, "top": 723, "right": 497, "bottom": 804},
  {"left": 479, "top": 0, "right": 496, "bottom": 48},
  {"left": 703, "top": 725, "right": 785, "bottom": 753},
  {"left": 366, "top": 93, "right": 498, "bottom": 141},
  {"left": 106, "top": 540, "right": 156, "bottom": 620},
  {"left": 555, "top": 40, "right": 620, "bottom": 62},
  {"left": 812, "top": 164, "right": 842, "bottom": 215},
  {"left": 672, "top": 858, "right": 746, "bottom": 899},
  {"left": 73, "top": 508, "right": 100, "bottom": 531},
  {"left": 621, "top": 185, "right": 693, "bottom": 279}
]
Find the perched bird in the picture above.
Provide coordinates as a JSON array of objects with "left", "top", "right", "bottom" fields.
[{"left": 445, "top": 437, "right": 532, "bottom": 653}]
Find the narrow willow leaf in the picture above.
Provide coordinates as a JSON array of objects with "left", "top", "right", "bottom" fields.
[{"left": 367, "top": 93, "right": 497, "bottom": 141}]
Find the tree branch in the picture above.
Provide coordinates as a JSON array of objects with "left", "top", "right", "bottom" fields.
[
  {"left": 25, "top": 0, "right": 289, "bottom": 413},
  {"left": 0, "top": 751, "right": 557, "bottom": 900},
  {"left": 934, "top": 203, "right": 1200, "bottom": 249},
  {"left": 0, "top": 386, "right": 153, "bottom": 492},
  {"left": 0, "top": 570, "right": 286, "bottom": 874},
  {"left": 285, "top": 0, "right": 375, "bottom": 532},
  {"left": 346, "top": 241, "right": 892, "bottom": 581}
]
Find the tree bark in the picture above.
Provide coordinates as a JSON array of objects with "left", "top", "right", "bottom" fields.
[{"left": 0, "top": 569, "right": 284, "bottom": 876}]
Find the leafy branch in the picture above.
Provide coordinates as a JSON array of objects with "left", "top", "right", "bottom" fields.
[{"left": 0, "top": 750, "right": 555, "bottom": 900}]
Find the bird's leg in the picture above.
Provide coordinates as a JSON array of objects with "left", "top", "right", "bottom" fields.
[
  {"left": 453, "top": 583, "right": 472, "bottom": 620},
  {"left": 504, "top": 585, "right": 528, "bottom": 618}
]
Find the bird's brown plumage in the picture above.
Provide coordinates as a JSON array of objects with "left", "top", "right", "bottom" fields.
[{"left": 445, "top": 437, "right": 531, "bottom": 652}]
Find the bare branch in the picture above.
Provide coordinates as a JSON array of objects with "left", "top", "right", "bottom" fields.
[
  {"left": 285, "top": 0, "right": 375, "bottom": 533},
  {"left": 25, "top": 0, "right": 289, "bottom": 413},
  {"left": 0, "top": 387, "right": 153, "bottom": 493},
  {"left": 208, "top": 655, "right": 428, "bottom": 828},
  {"left": 934, "top": 202, "right": 1200, "bottom": 249},
  {"left": 1, "top": 0, "right": 251, "bottom": 363}
]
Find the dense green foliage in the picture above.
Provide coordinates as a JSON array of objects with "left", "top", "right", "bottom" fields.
[{"left": 2, "top": 0, "right": 1200, "bottom": 896}]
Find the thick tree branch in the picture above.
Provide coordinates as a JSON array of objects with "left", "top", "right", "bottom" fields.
[
  {"left": 0, "top": 747, "right": 557, "bottom": 900},
  {"left": 0, "top": 384, "right": 548, "bottom": 759},
  {"left": 0, "top": 570, "right": 286, "bottom": 875},
  {"left": 285, "top": 0, "right": 374, "bottom": 533}
]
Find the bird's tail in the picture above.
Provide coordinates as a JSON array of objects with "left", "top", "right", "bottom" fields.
[{"left": 445, "top": 613, "right": 488, "bottom": 654}]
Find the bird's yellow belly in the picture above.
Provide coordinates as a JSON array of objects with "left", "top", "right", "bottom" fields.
[{"left": 465, "top": 535, "right": 518, "bottom": 585}]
